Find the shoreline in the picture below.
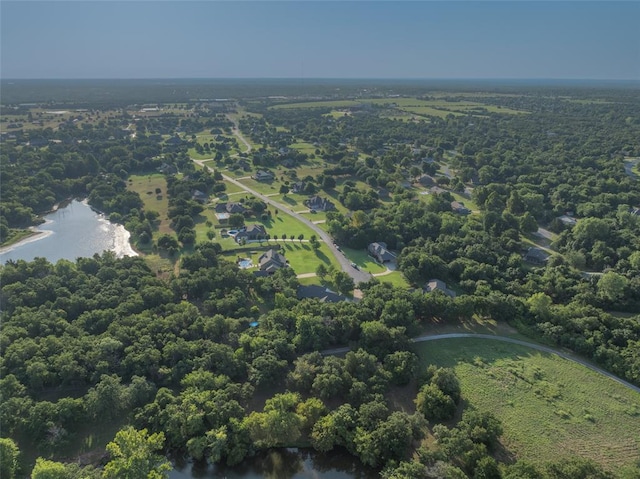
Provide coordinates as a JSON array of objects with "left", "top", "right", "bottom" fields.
[
  {"left": 0, "top": 200, "right": 139, "bottom": 260},
  {"left": 0, "top": 226, "right": 54, "bottom": 254}
]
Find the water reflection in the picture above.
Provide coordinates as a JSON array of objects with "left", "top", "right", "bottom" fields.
[
  {"left": 0, "top": 200, "right": 137, "bottom": 264},
  {"left": 169, "top": 448, "right": 378, "bottom": 479}
]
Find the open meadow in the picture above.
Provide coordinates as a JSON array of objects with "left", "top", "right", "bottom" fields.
[{"left": 413, "top": 338, "right": 640, "bottom": 472}]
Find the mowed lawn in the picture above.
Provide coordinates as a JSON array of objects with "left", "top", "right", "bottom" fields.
[{"left": 413, "top": 338, "right": 640, "bottom": 472}]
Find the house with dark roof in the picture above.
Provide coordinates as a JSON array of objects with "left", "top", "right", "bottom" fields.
[
  {"left": 235, "top": 224, "right": 267, "bottom": 243},
  {"left": 524, "top": 247, "right": 550, "bottom": 265},
  {"left": 423, "top": 279, "right": 456, "bottom": 298},
  {"left": 258, "top": 249, "right": 287, "bottom": 273},
  {"left": 297, "top": 285, "right": 347, "bottom": 303},
  {"left": 304, "top": 195, "right": 335, "bottom": 212},
  {"left": 253, "top": 170, "right": 274, "bottom": 182},
  {"left": 451, "top": 201, "right": 471, "bottom": 215},
  {"left": 191, "top": 190, "right": 209, "bottom": 203},
  {"left": 165, "top": 135, "right": 183, "bottom": 146},
  {"left": 417, "top": 174, "right": 435, "bottom": 187},
  {"left": 291, "top": 181, "right": 307, "bottom": 194},
  {"left": 367, "top": 242, "right": 396, "bottom": 263}
]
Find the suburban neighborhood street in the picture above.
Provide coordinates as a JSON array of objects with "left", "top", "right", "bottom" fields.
[{"left": 188, "top": 120, "right": 373, "bottom": 284}]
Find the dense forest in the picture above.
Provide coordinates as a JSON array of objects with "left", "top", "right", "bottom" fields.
[{"left": 1, "top": 81, "right": 639, "bottom": 477}]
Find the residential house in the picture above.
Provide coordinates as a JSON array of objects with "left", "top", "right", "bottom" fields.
[
  {"left": 418, "top": 174, "right": 435, "bottom": 187},
  {"left": 524, "top": 247, "right": 550, "bottom": 265},
  {"left": 558, "top": 214, "right": 577, "bottom": 226},
  {"left": 282, "top": 158, "right": 295, "bottom": 169},
  {"left": 451, "top": 201, "right": 471, "bottom": 215},
  {"left": 235, "top": 224, "right": 267, "bottom": 243},
  {"left": 297, "top": 285, "right": 347, "bottom": 303},
  {"left": 304, "top": 195, "right": 335, "bottom": 212},
  {"left": 191, "top": 190, "right": 209, "bottom": 203},
  {"left": 291, "top": 181, "right": 306, "bottom": 194},
  {"left": 157, "top": 163, "right": 177, "bottom": 174},
  {"left": 253, "top": 170, "right": 274, "bottom": 182},
  {"left": 423, "top": 279, "right": 456, "bottom": 298},
  {"left": 165, "top": 135, "right": 183, "bottom": 146},
  {"left": 368, "top": 242, "right": 396, "bottom": 263},
  {"left": 258, "top": 249, "right": 287, "bottom": 273},
  {"left": 631, "top": 207, "right": 640, "bottom": 216}
]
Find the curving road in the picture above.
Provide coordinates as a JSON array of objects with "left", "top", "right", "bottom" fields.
[
  {"left": 322, "top": 333, "right": 640, "bottom": 395},
  {"left": 195, "top": 120, "right": 372, "bottom": 285}
]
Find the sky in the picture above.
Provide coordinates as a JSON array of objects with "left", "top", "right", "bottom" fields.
[{"left": 1, "top": 1, "right": 638, "bottom": 80}]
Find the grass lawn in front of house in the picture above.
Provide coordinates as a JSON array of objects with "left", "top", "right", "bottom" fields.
[
  {"left": 373, "top": 271, "right": 410, "bottom": 288},
  {"left": 340, "top": 247, "right": 387, "bottom": 274}
]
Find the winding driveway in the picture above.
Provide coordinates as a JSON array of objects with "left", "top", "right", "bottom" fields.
[{"left": 322, "top": 333, "right": 640, "bottom": 394}]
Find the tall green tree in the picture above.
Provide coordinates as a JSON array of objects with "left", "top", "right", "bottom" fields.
[{"left": 102, "top": 427, "right": 171, "bottom": 479}]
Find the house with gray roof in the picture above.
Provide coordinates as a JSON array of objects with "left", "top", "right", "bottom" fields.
[
  {"left": 524, "top": 247, "right": 550, "bottom": 265},
  {"left": 304, "top": 195, "right": 335, "bottom": 212},
  {"left": 258, "top": 249, "right": 287, "bottom": 273},
  {"left": 368, "top": 242, "right": 396, "bottom": 263},
  {"left": 235, "top": 224, "right": 267, "bottom": 243},
  {"left": 297, "top": 285, "right": 347, "bottom": 303},
  {"left": 423, "top": 279, "right": 456, "bottom": 298}
]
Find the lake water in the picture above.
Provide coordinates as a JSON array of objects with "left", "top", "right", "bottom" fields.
[
  {"left": 169, "top": 448, "right": 377, "bottom": 479},
  {"left": 0, "top": 200, "right": 137, "bottom": 264}
]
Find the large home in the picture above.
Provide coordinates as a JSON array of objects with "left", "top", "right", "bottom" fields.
[
  {"left": 451, "top": 201, "right": 471, "bottom": 215},
  {"left": 215, "top": 202, "right": 246, "bottom": 214},
  {"left": 165, "top": 135, "right": 183, "bottom": 146},
  {"left": 235, "top": 224, "right": 267, "bottom": 243},
  {"left": 297, "top": 285, "right": 347, "bottom": 303},
  {"left": 304, "top": 195, "right": 335, "bottom": 212},
  {"left": 524, "top": 247, "right": 550, "bottom": 265},
  {"left": 253, "top": 170, "right": 274, "bottom": 182},
  {"left": 423, "top": 279, "right": 456, "bottom": 298},
  {"left": 368, "top": 242, "right": 396, "bottom": 263},
  {"left": 258, "top": 249, "right": 287, "bottom": 273}
]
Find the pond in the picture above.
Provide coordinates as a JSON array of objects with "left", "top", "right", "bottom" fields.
[
  {"left": 0, "top": 200, "right": 137, "bottom": 264},
  {"left": 169, "top": 448, "right": 377, "bottom": 479}
]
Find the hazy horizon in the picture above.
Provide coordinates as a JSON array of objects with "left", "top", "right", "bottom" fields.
[{"left": 2, "top": 1, "right": 639, "bottom": 81}]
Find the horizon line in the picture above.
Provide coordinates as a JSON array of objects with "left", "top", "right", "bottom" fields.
[{"left": 2, "top": 77, "right": 639, "bottom": 83}]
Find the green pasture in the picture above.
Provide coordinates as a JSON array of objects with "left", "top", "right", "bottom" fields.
[
  {"left": 414, "top": 338, "right": 640, "bottom": 472},
  {"left": 126, "top": 174, "right": 171, "bottom": 236},
  {"left": 238, "top": 177, "right": 281, "bottom": 195},
  {"left": 289, "top": 141, "right": 319, "bottom": 155}
]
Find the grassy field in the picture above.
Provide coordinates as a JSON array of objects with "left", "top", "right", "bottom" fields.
[
  {"left": 374, "top": 271, "right": 410, "bottom": 288},
  {"left": 413, "top": 338, "right": 640, "bottom": 472},
  {"left": 126, "top": 174, "right": 172, "bottom": 236}
]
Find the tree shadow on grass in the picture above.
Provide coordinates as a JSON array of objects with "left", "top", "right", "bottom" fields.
[
  {"left": 282, "top": 196, "right": 297, "bottom": 206},
  {"left": 314, "top": 248, "right": 331, "bottom": 264}
]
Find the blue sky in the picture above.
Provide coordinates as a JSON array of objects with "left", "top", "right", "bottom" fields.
[{"left": 1, "top": 1, "right": 638, "bottom": 80}]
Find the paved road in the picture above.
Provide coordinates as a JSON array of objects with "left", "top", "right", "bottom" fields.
[
  {"left": 196, "top": 121, "right": 372, "bottom": 285},
  {"left": 219, "top": 172, "right": 372, "bottom": 284},
  {"left": 322, "top": 333, "right": 640, "bottom": 395}
]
